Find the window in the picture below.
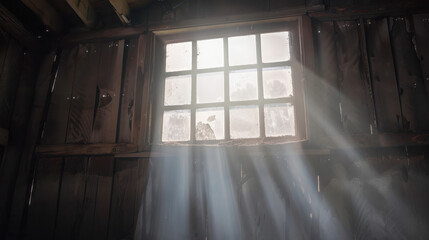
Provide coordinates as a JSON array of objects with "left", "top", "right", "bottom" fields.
[{"left": 152, "top": 20, "right": 306, "bottom": 145}]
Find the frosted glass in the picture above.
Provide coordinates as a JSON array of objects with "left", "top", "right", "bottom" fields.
[
  {"left": 197, "top": 38, "right": 224, "bottom": 69},
  {"left": 230, "top": 105, "right": 260, "bottom": 139},
  {"left": 196, "top": 108, "right": 225, "bottom": 140},
  {"left": 264, "top": 103, "right": 295, "bottom": 137},
  {"left": 162, "top": 110, "right": 191, "bottom": 142},
  {"left": 263, "top": 67, "right": 293, "bottom": 99},
  {"left": 261, "top": 32, "right": 290, "bottom": 63},
  {"left": 228, "top": 35, "right": 257, "bottom": 66},
  {"left": 197, "top": 72, "right": 224, "bottom": 104},
  {"left": 164, "top": 75, "right": 192, "bottom": 106},
  {"left": 166, "top": 42, "right": 192, "bottom": 72},
  {"left": 229, "top": 69, "right": 258, "bottom": 101}
]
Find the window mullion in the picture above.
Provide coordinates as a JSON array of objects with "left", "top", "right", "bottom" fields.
[
  {"left": 256, "top": 34, "right": 265, "bottom": 138},
  {"left": 191, "top": 40, "right": 197, "bottom": 143},
  {"left": 224, "top": 37, "right": 230, "bottom": 141}
]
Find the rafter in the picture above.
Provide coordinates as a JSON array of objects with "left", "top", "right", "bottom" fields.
[
  {"left": 109, "top": 0, "right": 131, "bottom": 24},
  {"left": 66, "top": 0, "right": 97, "bottom": 28},
  {"left": 21, "top": 0, "right": 63, "bottom": 33}
]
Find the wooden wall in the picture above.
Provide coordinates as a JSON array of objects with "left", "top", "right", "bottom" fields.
[{"left": 2, "top": 10, "right": 429, "bottom": 240}]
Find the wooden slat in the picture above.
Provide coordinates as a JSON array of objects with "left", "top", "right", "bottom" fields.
[
  {"left": 66, "top": 43, "right": 100, "bottom": 144},
  {"left": 413, "top": 14, "right": 429, "bottom": 101},
  {"left": 138, "top": 34, "right": 151, "bottom": 150},
  {"left": 91, "top": 40, "right": 124, "bottom": 143},
  {"left": 390, "top": 17, "right": 429, "bottom": 131},
  {"left": 36, "top": 143, "right": 137, "bottom": 156},
  {"left": 334, "top": 20, "right": 371, "bottom": 134},
  {"left": 0, "top": 128, "right": 8, "bottom": 146},
  {"left": 66, "top": 0, "right": 96, "bottom": 28},
  {"left": 365, "top": 18, "right": 402, "bottom": 132},
  {"left": 21, "top": 0, "right": 63, "bottom": 33},
  {"left": 109, "top": 0, "right": 131, "bottom": 24},
  {"left": 42, "top": 47, "right": 77, "bottom": 144},
  {"left": 25, "top": 158, "right": 62, "bottom": 240}
]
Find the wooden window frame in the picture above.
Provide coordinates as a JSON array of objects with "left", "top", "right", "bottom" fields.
[{"left": 149, "top": 18, "right": 308, "bottom": 146}]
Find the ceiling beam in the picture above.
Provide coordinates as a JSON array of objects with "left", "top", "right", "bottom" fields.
[
  {"left": 21, "top": 0, "right": 63, "bottom": 33},
  {"left": 109, "top": 0, "right": 131, "bottom": 24},
  {"left": 66, "top": 0, "right": 97, "bottom": 28}
]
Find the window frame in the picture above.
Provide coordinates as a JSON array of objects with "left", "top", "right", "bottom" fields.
[{"left": 150, "top": 18, "right": 307, "bottom": 146}]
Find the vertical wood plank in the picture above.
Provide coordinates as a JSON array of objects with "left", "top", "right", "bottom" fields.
[
  {"left": 413, "top": 14, "right": 429, "bottom": 97},
  {"left": 25, "top": 158, "right": 62, "bottom": 240},
  {"left": 42, "top": 47, "right": 78, "bottom": 144},
  {"left": 365, "top": 18, "right": 402, "bottom": 132},
  {"left": 91, "top": 40, "right": 125, "bottom": 143},
  {"left": 138, "top": 34, "right": 151, "bottom": 150},
  {"left": 335, "top": 20, "right": 371, "bottom": 134},
  {"left": 390, "top": 17, "right": 429, "bottom": 131}
]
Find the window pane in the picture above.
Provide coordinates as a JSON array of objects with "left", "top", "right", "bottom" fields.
[
  {"left": 264, "top": 103, "right": 295, "bottom": 137},
  {"left": 196, "top": 108, "right": 225, "bottom": 140},
  {"left": 263, "top": 67, "right": 293, "bottom": 99},
  {"left": 230, "top": 105, "right": 260, "bottom": 139},
  {"left": 197, "top": 72, "right": 224, "bottom": 104},
  {"left": 228, "top": 35, "right": 257, "bottom": 66},
  {"left": 261, "top": 32, "right": 290, "bottom": 63},
  {"left": 164, "top": 75, "right": 191, "bottom": 106},
  {"left": 229, "top": 69, "right": 258, "bottom": 101},
  {"left": 197, "top": 38, "right": 224, "bottom": 69},
  {"left": 166, "top": 42, "right": 192, "bottom": 72},
  {"left": 162, "top": 110, "right": 191, "bottom": 142}
]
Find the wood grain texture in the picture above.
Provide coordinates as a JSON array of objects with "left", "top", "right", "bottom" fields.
[
  {"left": 36, "top": 143, "right": 137, "bottom": 156},
  {"left": 334, "top": 20, "right": 371, "bottom": 134},
  {"left": 66, "top": 43, "right": 100, "bottom": 144},
  {"left": 365, "top": 18, "right": 402, "bottom": 132},
  {"left": 42, "top": 47, "right": 78, "bottom": 144},
  {"left": 412, "top": 14, "right": 429, "bottom": 104},
  {"left": 390, "top": 17, "right": 429, "bottom": 131},
  {"left": 25, "top": 158, "right": 62, "bottom": 240},
  {"left": 91, "top": 40, "right": 125, "bottom": 143}
]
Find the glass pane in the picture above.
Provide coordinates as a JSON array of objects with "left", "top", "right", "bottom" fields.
[
  {"left": 264, "top": 103, "right": 295, "bottom": 137},
  {"left": 230, "top": 105, "right": 260, "bottom": 139},
  {"left": 263, "top": 67, "right": 293, "bottom": 99},
  {"left": 166, "top": 42, "right": 192, "bottom": 72},
  {"left": 228, "top": 35, "right": 257, "bottom": 66},
  {"left": 261, "top": 32, "right": 290, "bottom": 63},
  {"left": 197, "top": 72, "right": 224, "bottom": 104},
  {"left": 196, "top": 108, "right": 225, "bottom": 140},
  {"left": 197, "top": 38, "right": 224, "bottom": 69},
  {"left": 162, "top": 110, "right": 191, "bottom": 142},
  {"left": 229, "top": 69, "right": 258, "bottom": 101},
  {"left": 164, "top": 75, "right": 192, "bottom": 106}
]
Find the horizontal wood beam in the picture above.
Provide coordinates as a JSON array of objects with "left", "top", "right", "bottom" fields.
[
  {"left": 36, "top": 143, "right": 137, "bottom": 156},
  {"left": 61, "top": 26, "right": 146, "bottom": 44},
  {"left": 0, "top": 128, "right": 8, "bottom": 146},
  {"left": 66, "top": 0, "right": 96, "bottom": 28},
  {"left": 109, "top": 0, "right": 131, "bottom": 24},
  {"left": 21, "top": 0, "right": 63, "bottom": 33}
]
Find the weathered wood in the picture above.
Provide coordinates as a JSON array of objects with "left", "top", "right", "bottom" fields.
[
  {"left": 42, "top": 47, "right": 77, "bottom": 144},
  {"left": 413, "top": 14, "right": 429, "bottom": 100},
  {"left": 0, "top": 128, "right": 8, "bottom": 146},
  {"left": 109, "top": 0, "right": 131, "bottom": 24},
  {"left": 66, "top": 43, "right": 100, "bottom": 144},
  {"left": 21, "top": 0, "right": 63, "bottom": 33},
  {"left": 334, "top": 20, "right": 371, "bottom": 134},
  {"left": 91, "top": 40, "right": 124, "bottom": 143},
  {"left": 25, "top": 158, "right": 62, "bottom": 240},
  {"left": 390, "top": 17, "right": 429, "bottom": 131},
  {"left": 138, "top": 34, "right": 151, "bottom": 150},
  {"left": 36, "top": 143, "right": 137, "bottom": 156},
  {"left": 365, "top": 18, "right": 402, "bottom": 132},
  {"left": 66, "top": 0, "right": 97, "bottom": 28}
]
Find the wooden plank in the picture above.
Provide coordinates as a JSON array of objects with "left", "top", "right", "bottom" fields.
[
  {"left": 42, "top": 47, "right": 78, "bottom": 144},
  {"left": 334, "top": 20, "right": 371, "bottom": 134},
  {"left": 365, "top": 18, "right": 402, "bottom": 132},
  {"left": 36, "top": 143, "right": 137, "bottom": 156},
  {"left": 108, "top": 158, "right": 139, "bottom": 240},
  {"left": 91, "top": 40, "right": 125, "bottom": 143},
  {"left": 25, "top": 158, "right": 62, "bottom": 240},
  {"left": 21, "top": 0, "right": 63, "bottom": 33},
  {"left": 66, "top": 0, "right": 96, "bottom": 28},
  {"left": 109, "top": 0, "right": 131, "bottom": 24},
  {"left": 133, "top": 158, "right": 150, "bottom": 230},
  {"left": 0, "top": 128, "right": 8, "bottom": 146},
  {"left": 413, "top": 14, "right": 429, "bottom": 101},
  {"left": 390, "top": 17, "right": 429, "bottom": 131},
  {"left": 138, "top": 34, "right": 151, "bottom": 150},
  {"left": 66, "top": 43, "right": 100, "bottom": 144}
]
